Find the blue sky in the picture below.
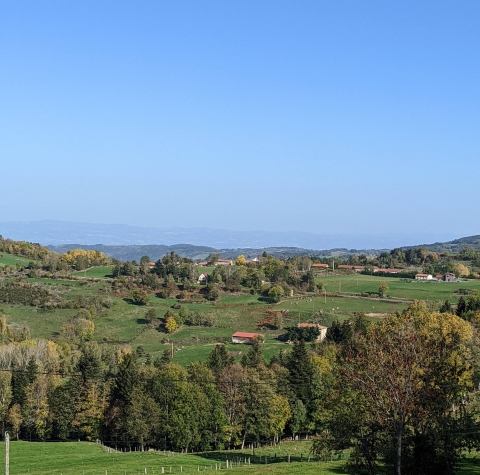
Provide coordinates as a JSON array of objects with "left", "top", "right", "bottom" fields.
[{"left": 1, "top": 0, "right": 479, "bottom": 238}]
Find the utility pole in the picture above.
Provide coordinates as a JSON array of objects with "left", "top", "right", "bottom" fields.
[{"left": 5, "top": 431, "right": 9, "bottom": 475}]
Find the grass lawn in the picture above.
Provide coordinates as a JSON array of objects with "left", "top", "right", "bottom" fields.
[
  {"left": 0, "top": 253, "right": 31, "bottom": 267},
  {"left": 1, "top": 440, "right": 479, "bottom": 475},
  {"left": 317, "top": 274, "right": 480, "bottom": 303},
  {"left": 72, "top": 266, "right": 113, "bottom": 279},
  {"left": 0, "top": 441, "right": 347, "bottom": 475}
]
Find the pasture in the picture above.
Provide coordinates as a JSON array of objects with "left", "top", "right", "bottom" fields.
[
  {"left": 0, "top": 253, "right": 30, "bottom": 267},
  {"left": 0, "top": 441, "right": 479, "bottom": 475},
  {"left": 72, "top": 266, "right": 113, "bottom": 279},
  {"left": 0, "top": 440, "right": 345, "bottom": 475},
  {"left": 7, "top": 267, "right": 479, "bottom": 368},
  {"left": 317, "top": 273, "right": 480, "bottom": 303}
]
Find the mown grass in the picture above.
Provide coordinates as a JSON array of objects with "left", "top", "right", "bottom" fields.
[
  {"left": 0, "top": 253, "right": 31, "bottom": 267},
  {"left": 0, "top": 440, "right": 347, "bottom": 475},
  {"left": 72, "top": 266, "right": 113, "bottom": 279},
  {"left": 1, "top": 441, "right": 479, "bottom": 475}
]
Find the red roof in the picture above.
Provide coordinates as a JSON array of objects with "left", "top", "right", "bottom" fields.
[
  {"left": 337, "top": 265, "right": 353, "bottom": 269},
  {"left": 232, "top": 332, "right": 260, "bottom": 339},
  {"left": 416, "top": 273, "right": 429, "bottom": 277},
  {"left": 312, "top": 263, "right": 328, "bottom": 267}
]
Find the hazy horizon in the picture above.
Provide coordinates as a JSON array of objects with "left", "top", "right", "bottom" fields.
[{"left": 0, "top": 219, "right": 464, "bottom": 250}]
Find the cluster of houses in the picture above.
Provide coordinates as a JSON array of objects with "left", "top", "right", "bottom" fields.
[
  {"left": 196, "top": 257, "right": 260, "bottom": 267},
  {"left": 415, "top": 272, "right": 457, "bottom": 282},
  {"left": 312, "top": 263, "right": 399, "bottom": 273}
]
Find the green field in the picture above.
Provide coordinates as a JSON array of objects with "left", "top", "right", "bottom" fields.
[
  {"left": 72, "top": 266, "right": 114, "bottom": 279},
  {"left": 1, "top": 441, "right": 479, "bottom": 475},
  {"left": 317, "top": 274, "right": 480, "bottom": 303},
  {"left": 0, "top": 441, "right": 346, "bottom": 475},
  {"left": 0, "top": 253, "right": 31, "bottom": 267},
  {"left": 5, "top": 268, "right": 479, "bottom": 368}
]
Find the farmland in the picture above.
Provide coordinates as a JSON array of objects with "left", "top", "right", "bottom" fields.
[
  {"left": 3, "top": 261, "right": 480, "bottom": 366},
  {"left": 317, "top": 273, "right": 480, "bottom": 303},
  {"left": 1, "top": 441, "right": 479, "bottom": 475}
]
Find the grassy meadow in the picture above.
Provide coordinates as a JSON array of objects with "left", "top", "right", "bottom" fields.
[
  {"left": 3, "top": 260, "right": 480, "bottom": 368},
  {"left": 317, "top": 273, "right": 480, "bottom": 303},
  {"left": 72, "top": 266, "right": 114, "bottom": 279},
  {"left": 0, "top": 253, "right": 31, "bottom": 267},
  {"left": 0, "top": 440, "right": 344, "bottom": 475},
  {"left": 1, "top": 441, "right": 479, "bottom": 475}
]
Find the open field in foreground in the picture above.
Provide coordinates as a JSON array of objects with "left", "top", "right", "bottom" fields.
[
  {"left": 0, "top": 441, "right": 343, "bottom": 475},
  {"left": 1, "top": 441, "right": 480, "bottom": 475}
]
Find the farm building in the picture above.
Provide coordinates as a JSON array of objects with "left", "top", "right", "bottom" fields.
[
  {"left": 436, "top": 273, "right": 457, "bottom": 282},
  {"left": 231, "top": 332, "right": 263, "bottom": 344},
  {"left": 197, "top": 273, "right": 208, "bottom": 284},
  {"left": 311, "top": 263, "right": 328, "bottom": 268},
  {"left": 216, "top": 259, "right": 233, "bottom": 266},
  {"left": 297, "top": 323, "right": 328, "bottom": 341},
  {"left": 375, "top": 268, "right": 399, "bottom": 274},
  {"left": 415, "top": 273, "right": 434, "bottom": 280}
]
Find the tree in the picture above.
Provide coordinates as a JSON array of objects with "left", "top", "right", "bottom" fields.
[
  {"left": 235, "top": 255, "right": 247, "bottom": 266},
  {"left": 268, "top": 285, "right": 284, "bottom": 303},
  {"left": 131, "top": 289, "right": 149, "bottom": 306},
  {"left": 207, "top": 344, "right": 234, "bottom": 377},
  {"left": 378, "top": 281, "right": 389, "bottom": 297},
  {"left": 165, "top": 316, "right": 178, "bottom": 333},
  {"left": 8, "top": 404, "right": 22, "bottom": 440},
  {"left": 241, "top": 339, "right": 266, "bottom": 368},
  {"left": 145, "top": 308, "right": 157, "bottom": 323},
  {"left": 321, "top": 308, "right": 475, "bottom": 475},
  {"left": 140, "top": 255, "right": 151, "bottom": 265},
  {"left": 455, "top": 263, "right": 470, "bottom": 277},
  {"left": 205, "top": 283, "right": 219, "bottom": 301},
  {"left": 439, "top": 300, "right": 452, "bottom": 313}
]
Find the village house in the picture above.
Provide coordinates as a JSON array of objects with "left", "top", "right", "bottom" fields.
[
  {"left": 311, "top": 263, "right": 329, "bottom": 268},
  {"left": 197, "top": 273, "right": 208, "bottom": 284},
  {"left": 215, "top": 259, "right": 233, "bottom": 266},
  {"left": 375, "top": 268, "right": 399, "bottom": 274},
  {"left": 436, "top": 273, "right": 457, "bottom": 282},
  {"left": 231, "top": 332, "right": 263, "bottom": 344},
  {"left": 297, "top": 323, "right": 328, "bottom": 341}
]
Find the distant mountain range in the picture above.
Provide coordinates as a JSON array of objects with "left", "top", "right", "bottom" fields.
[
  {"left": 0, "top": 220, "right": 459, "bottom": 250},
  {"left": 402, "top": 235, "right": 480, "bottom": 253},
  {"left": 46, "top": 243, "right": 336, "bottom": 261}
]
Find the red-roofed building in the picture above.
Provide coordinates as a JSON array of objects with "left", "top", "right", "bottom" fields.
[
  {"left": 216, "top": 259, "right": 233, "bottom": 266},
  {"left": 231, "top": 332, "right": 263, "bottom": 344},
  {"left": 375, "top": 268, "right": 398, "bottom": 274},
  {"left": 312, "top": 263, "right": 328, "bottom": 268}
]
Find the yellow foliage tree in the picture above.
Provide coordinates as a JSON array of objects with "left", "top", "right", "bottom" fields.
[
  {"left": 235, "top": 255, "right": 247, "bottom": 266},
  {"left": 165, "top": 316, "right": 178, "bottom": 333},
  {"left": 455, "top": 263, "right": 470, "bottom": 277}
]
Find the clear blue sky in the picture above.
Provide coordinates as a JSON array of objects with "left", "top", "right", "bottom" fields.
[{"left": 1, "top": 1, "right": 479, "bottom": 237}]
